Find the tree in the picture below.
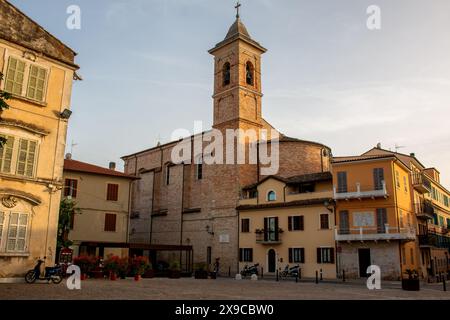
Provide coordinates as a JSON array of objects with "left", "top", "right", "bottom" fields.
[
  {"left": 57, "top": 198, "right": 82, "bottom": 250},
  {"left": 0, "top": 71, "right": 11, "bottom": 148}
]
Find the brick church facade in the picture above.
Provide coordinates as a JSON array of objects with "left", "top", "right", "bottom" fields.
[{"left": 122, "top": 15, "right": 332, "bottom": 274}]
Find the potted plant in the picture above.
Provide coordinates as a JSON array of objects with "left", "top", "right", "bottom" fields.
[
  {"left": 168, "top": 261, "right": 181, "bottom": 279},
  {"left": 142, "top": 262, "right": 155, "bottom": 279},
  {"left": 104, "top": 255, "right": 120, "bottom": 280},
  {"left": 73, "top": 255, "right": 96, "bottom": 280},
  {"left": 118, "top": 257, "right": 129, "bottom": 279},
  {"left": 194, "top": 262, "right": 209, "bottom": 279},
  {"left": 402, "top": 269, "right": 420, "bottom": 291},
  {"left": 131, "top": 256, "right": 149, "bottom": 281}
]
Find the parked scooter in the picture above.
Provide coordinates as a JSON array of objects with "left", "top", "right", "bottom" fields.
[
  {"left": 240, "top": 263, "right": 259, "bottom": 277},
  {"left": 280, "top": 264, "right": 300, "bottom": 279},
  {"left": 25, "top": 258, "right": 63, "bottom": 284}
]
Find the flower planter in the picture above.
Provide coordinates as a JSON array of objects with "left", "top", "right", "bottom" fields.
[
  {"left": 402, "top": 278, "right": 420, "bottom": 291},
  {"left": 109, "top": 272, "right": 117, "bottom": 281},
  {"left": 80, "top": 273, "right": 88, "bottom": 281},
  {"left": 194, "top": 270, "right": 208, "bottom": 279},
  {"left": 134, "top": 275, "right": 141, "bottom": 281},
  {"left": 209, "top": 272, "right": 217, "bottom": 279},
  {"left": 91, "top": 270, "right": 104, "bottom": 279}
]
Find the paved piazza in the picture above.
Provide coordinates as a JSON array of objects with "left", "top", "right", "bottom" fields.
[{"left": 1, "top": 277, "right": 449, "bottom": 300}]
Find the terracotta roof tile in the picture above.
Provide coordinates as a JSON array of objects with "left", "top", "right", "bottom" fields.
[{"left": 64, "top": 159, "right": 137, "bottom": 179}]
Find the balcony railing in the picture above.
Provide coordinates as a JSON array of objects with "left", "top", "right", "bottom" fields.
[
  {"left": 333, "top": 181, "right": 388, "bottom": 200},
  {"left": 419, "top": 232, "right": 450, "bottom": 249},
  {"left": 411, "top": 172, "right": 431, "bottom": 194},
  {"left": 335, "top": 225, "right": 416, "bottom": 242},
  {"left": 414, "top": 200, "right": 434, "bottom": 220},
  {"left": 255, "top": 229, "right": 283, "bottom": 244}
]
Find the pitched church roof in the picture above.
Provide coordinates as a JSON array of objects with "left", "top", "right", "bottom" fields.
[
  {"left": 209, "top": 17, "right": 267, "bottom": 54},
  {"left": 0, "top": 0, "right": 78, "bottom": 68}
]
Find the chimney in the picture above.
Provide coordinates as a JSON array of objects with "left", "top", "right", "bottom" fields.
[
  {"left": 109, "top": 162, "right": 116, "bottom": 171},
  {"left": 376, "top": 143, "right": 381, "bottom": 149},
  {"left": 65, "top": 153, "right": 72, "bottom": 160},
  {"left": 410, "top": 153, "right": 415, "bottom": 158}
]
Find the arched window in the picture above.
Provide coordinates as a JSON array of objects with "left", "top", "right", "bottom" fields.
[
  {"left": 267, "top": 190, "right": 276, "bottom": 202},
  {"left": 246, "top": 61, "right": 254, "bottom": 86},
  {"left": 222, "top": 62, "right": 231, "bottom": 86}
]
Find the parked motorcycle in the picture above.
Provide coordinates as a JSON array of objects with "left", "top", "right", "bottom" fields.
[
  {"left": 280, "top": 264, "right": 300, "bottom": 279},
  {"left": 240, "top": 263, "right": 259, "bottom": 277},
  {"left": 25, "top": 258, "right": 63, "bottom": 284}
]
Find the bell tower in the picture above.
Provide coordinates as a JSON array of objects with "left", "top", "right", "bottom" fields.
[{"left": 208, "top": 5, "right": 267, "bottom": 132}]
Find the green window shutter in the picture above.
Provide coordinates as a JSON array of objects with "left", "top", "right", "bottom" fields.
[
  {"left": 27, "top": 65, "right": 47, "bottom": 101},
  {"left": 0, "top": 135, "right": 15, "bottom": 173},
  {"left": 0, "top": 212, "right": 4, "bottom": 243},
  {"left": 5, "top": 57, "right": 25, "bottom": 95},
  {"left": 7, "top": 213, "right": 28, "bottom": 252},
  {"left": 16, "top": 139, "right": 37, "bottom": 177}
]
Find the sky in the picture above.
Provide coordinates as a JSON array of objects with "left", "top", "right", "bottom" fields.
[{"left": 10, "top": 0, "right": 450, "bottom": 187}]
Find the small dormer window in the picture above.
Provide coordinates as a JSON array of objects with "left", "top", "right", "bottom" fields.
[
  {"left": 246, "top": 61, "right": 254, "bottom": 86},
  {"left": 267, "top": 190, "right": 276, "bottom": 202},
  {"left": 222, "top": 62, "right": 231, "bottom": 86}
]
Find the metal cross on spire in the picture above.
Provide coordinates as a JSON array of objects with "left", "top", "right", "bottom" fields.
[{"left": 235, "top": 1, "right": 241, "bottom": 18}]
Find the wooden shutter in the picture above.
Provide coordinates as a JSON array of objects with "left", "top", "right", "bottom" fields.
[
  {"left": 16, "top": 139, "right": 36, "bottom": 177},
  {"left": 330, "top": 248, "right": 335, "bottom": 264},
  {"left": 289, "top": 248, "right": 293, "bottom": 263},
  {"left": 274, "top": 217, "right": 279, "bottom": 241},
  {"left": 71, "top": 180, "right": 78, "bottom": 198},
  {"left": 5, "top": 57, "right": 26, "bottom": 95},
  {"left": 0, "top": 135, "right": 14, "bottom": 173},
  {"left": 7, "top": 213, "right": 28, "bottom": 252},
  {"left": 376, "top": 208, "right": 387, "bottom": 233},
  {"left": 249, "top": 249, "right": 253, "bottom": 262},
  {"left": 104, "top": 214, "right": 116, "bottom": 232},
  {"left": 288, "top": 216, "right": 292, "bottom": 231},
  {"left": 373, "top": 168, "right": 384, "bottom": 190},
  {"left": 107, "top": 184, "right": 119, "bottom": 201},
  {"left": 317, "top": 248, "right": 322, "bottom": 263},
  {"left": 264, "top": 218, "right": 268, "bottom": 241},
  {"left": 339, "top": 211, "right": 349, "bottom": 233},
  {"left": 337, "top": 172, "right": 347, "bottom": 192},
  {"left": 320, "top": 214, "right": 329, "bottom": 229},
  {"left": 27, "top": 65, "right": 47, "bottom": 101},
  {"left": 300, "top": 248, "right": 305, "bottom": 263},
  {"left": 299, "top": 216, "right": 304, "bottom": 231}
]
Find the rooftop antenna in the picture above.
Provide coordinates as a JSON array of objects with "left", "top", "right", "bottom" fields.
[
  {"left": 70, "top": 140, "right": 78, "bottom": 156},
  {"left": 395, "top": 143, "right": 406, "bottom": 153}
]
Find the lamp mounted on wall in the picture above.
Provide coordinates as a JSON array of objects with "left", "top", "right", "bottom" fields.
[
  {"left": 60, "top": 108, "right": 72, "bottom": 119},
  {"left": 324, "top": 200, "right": 334, "bottom": 213}
]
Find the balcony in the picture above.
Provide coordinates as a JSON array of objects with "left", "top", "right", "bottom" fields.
[
  {"left": 414, "top": 200, "right": 434, "bottom": 220},
  {"left": 333, "top": 181, "right": 388, "bottom": 200},
  {"left": 255, "top": 229, "right": 283, "bottom": 244},
  {"left": 411, "top": 172, "right": 431, "bottom": 194},
  {"left": 335, "top": 225, "right": 416, "bottom": 242}
]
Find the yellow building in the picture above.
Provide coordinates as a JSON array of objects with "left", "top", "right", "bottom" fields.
[
  {"left": 0, "top": 0, "right": 78, "bottom": 278},
  {"left": 333, "top": 152, "right": 417, "bottom": 280},
  {"left": 237, "top": 172, "right": 336, "bottom": 279},
  {"left": 362, "top": 147, "right": 450, "bottom": 279},
  {"left": 63, "top": 157, "right": 136, "bottom": 258}
]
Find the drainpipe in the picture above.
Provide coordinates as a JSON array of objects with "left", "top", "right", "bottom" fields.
[{"left": 392, "top": 160, "right": 403, "bottom": 278}]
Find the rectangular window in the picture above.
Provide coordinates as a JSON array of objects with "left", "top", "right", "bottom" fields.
[
  {"left": 16, "top": 139, "right": 37, "bottom": 177},
  {"left": 166, "top": 165, "right": 171, "bottom": 185},
  {"left": 26, "top": 65, "right": 47, "bottom": 101},
  {"left": 106, "top": 183, "right": 119, "bottom": 201},
  {"left": 376, "top": 208, "right": 387, "bottom": 233},
  {"left": 7, "top": 213, "right": 28, "bottom": 252},
  {"left": 289, "top": 248, "right": 305, "bottom": 263},
  {"left": 288, "top": 216, "right": 304, "bottom": 231},
  {"left": 339, "top": 210, "right": 350, "bottom": 234},
  {"left": 5, "top": 57, "right": 26, "bottom": 95},
  {"left": 64, "top": 179, "right": 78, "bottom": 198},
  {"left": 444, "top": 195, "right": 449, "bottom": 207},
  {"left": 337, "top": 172, "right": 347, "bottom": 193},
  {"left": 196, "top": 160, "right": 203, "bottom": 180},
  {"left": 104, "top": 213, "right": 116, "bottom": 232},
  {"left": 241, "top": 218, "right": 250, "bottom": 233},
  {"left": 0, "top": 135, "right": 15, "bottom": 173},
  {"left": 403, "top": 176, "right": 408, "bottom": 192},
  {"left": 320, "top": 214, "right": 329, "bottom": 229},
  {"left": 373, "top": 168, "right": 384, "bottom": 190},
  {"left": 317, "top": 247, "right": 334, "bottom": 264},
  {"left": 239, "top": 248, "right": 253, "bottom": 262},
  {"left": 0, "top": 212, "right": 4, "bottom": 244},
  {"left": 396, "top": 171, "right": 401, "bottom": 188}
]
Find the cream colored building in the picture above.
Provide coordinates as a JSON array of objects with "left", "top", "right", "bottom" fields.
[
  {"left": 63, "top": 158, "right": 136, "bottom": 258},
  {"left": 237, "top": 173, "right": 336, "bottom": 279},
  {"left": 0, "top": 0, "right": 78, "bottom": 277}
]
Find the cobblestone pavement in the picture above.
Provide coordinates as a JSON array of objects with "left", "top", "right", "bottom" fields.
[{"left": 1, "top": 277, "right": 449, "bottom": 300}]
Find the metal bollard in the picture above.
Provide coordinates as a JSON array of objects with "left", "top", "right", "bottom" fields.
[
  {"left": 320, "top": 269, "right": 323, "bottom": 281},
  {"left": 261, "top": 267, "right": 263, "bottom": 279},
  {"left": 276, "top": 269, "right": 279, "bottom": 282},
  {"left": 228, "top": 266, "right": 231, "bottom": 278},
  {"left": 343, "top": 270, "right": 346, "bottom": 282},
  {"left": 315, "top": 271, "right": 319, "bottom": 284},
  {"left": 295, "top": 272, "right": 298, "bottom": 283}
]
